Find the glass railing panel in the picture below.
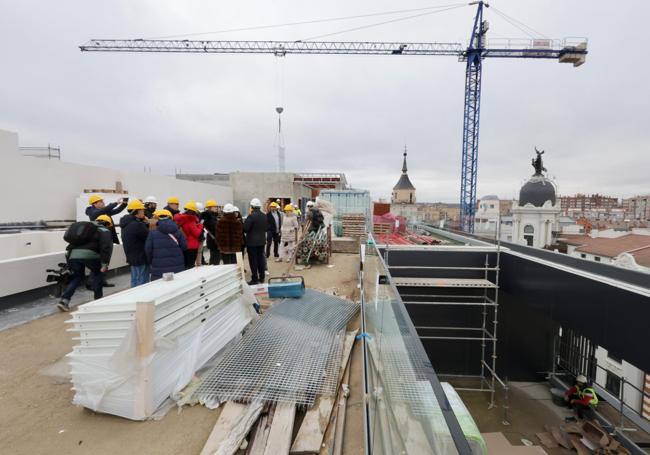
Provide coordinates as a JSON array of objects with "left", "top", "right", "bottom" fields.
[{"left": 362, "top": 236, "right": 465, "bottom": 455}]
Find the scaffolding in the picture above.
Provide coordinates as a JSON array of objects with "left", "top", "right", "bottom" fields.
[{"left": 385, "top": 222, "right": 509, "bottom": 421}]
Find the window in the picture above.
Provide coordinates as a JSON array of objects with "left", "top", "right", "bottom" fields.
[
  {"left": 580, "top": 253, "right": 586, "bottom": 259},
  {"left": 595, "top": 256, "right": 601, "bottom": 262},
  {"left": 605, "top": 371, "right": 621, "bottom": 397},
  {"left": 489, "top": 204, "right": 495, "bottom": 209},
  {"left": 523, "top": 225, "right": 534, "bottom": 234}
]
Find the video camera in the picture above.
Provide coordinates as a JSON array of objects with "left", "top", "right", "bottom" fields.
[{"left": 46, "top": 262, "right": 72, "bottom": 297}]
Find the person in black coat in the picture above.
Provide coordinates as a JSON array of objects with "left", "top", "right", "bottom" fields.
[
  {"left": 85, "top": 194, "right": 128, "bottom": 244},
  {"left": 145, "top": 211, "right": 187, "bottom": 280},
  {"left": 201, "top": 200, "right": 220, "bottom": 265},
  {"left": 265, "top": 202, "right": 283, "bottom": 261},
  {"left": 120, "top": 200, "right": 150, "bottom": 287},
  {"left": 243, "top": 198, "right": 268, "bottom": 285}
]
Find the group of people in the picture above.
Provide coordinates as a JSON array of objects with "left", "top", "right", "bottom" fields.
[{"left": 57, "top": 194, "right": 322, "bottom": 311}]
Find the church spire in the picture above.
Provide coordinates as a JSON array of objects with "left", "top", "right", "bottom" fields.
[{"left": 402, "top": 145, "right": 408, "bottom": 173}]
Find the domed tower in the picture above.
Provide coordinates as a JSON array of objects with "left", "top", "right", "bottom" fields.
[
  {"left": 391, "top": 147, "right": 416, "bottom": 204},
  {"left": 512, "top": 148, "right": 560, "bottom": 247}
]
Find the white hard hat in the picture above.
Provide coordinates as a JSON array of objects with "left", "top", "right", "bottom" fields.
[
  {"left": 145, "top": 196, "right": 157, "bottom": 204},
  {"left": 223, "top": 203, "right": 235, "bottom": 213},
  {"left": 306, "top": 201, "right": 315, "bottom": 207},
  {"left": 196, "top": 202, "right": 204, "bottom": 212},
  {"left": 233, "top": 206, "right": 240, "bottom": 213},
  {"left": 576, "top": 374, "right": 587, "bottom": 383},
  {"left": 250, "top": 198, "right": 262, "bottom": 208}
]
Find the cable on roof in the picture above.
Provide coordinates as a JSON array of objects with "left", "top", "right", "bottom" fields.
[{"left": 142, "top": 2, "right": 467, "bottom": 40}]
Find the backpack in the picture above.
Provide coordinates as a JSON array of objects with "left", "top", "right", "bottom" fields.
[{"left": 64, "top": 221, "right": 98, "bottom": 245}]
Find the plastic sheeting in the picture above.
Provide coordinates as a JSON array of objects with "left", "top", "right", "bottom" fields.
[{"left": 66, "top": 266, "right": 257, "bottom": 420}]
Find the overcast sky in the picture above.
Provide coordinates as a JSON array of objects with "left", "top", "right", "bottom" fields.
[{"left": 0, "top": 0, "right": 647, "bottom": 202}]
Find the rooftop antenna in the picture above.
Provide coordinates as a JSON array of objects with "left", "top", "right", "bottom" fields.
[{"left": 276, "top": 106, "right": 285, "bottom": 172}]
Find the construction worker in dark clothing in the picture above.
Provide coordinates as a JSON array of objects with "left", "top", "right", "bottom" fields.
[
  {"left": 243, "top": 198, "right": 267, "bottom": 285},
  {"left": 266, "top": 202, "right": 282, "bottom": 261},
  {"left": 202, "top": 200, "right": 221, "bottom": 265},
  {"left": 564, "top": 374, "right": 599, "bottom": 419},
  {"left": 305, "top": 200, "right": 324, "bottom": 233},
  {"left": 164, "top": 196, "right": 181, "bottom": 217},
  {"left": 120, "top": 200, "right": 150, "bottom": 287},
  {"left": 58, "top": 215, "right": 114, "bottom": 312},
  {"left": 85, "top": 194, "right": 128, "bottom": 244},
  {"left": 144, "top": 196, "right": 158, "bottom": 219}
]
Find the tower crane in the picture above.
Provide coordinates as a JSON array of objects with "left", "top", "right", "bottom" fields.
[{"left": 80, "top": 1, "right": 587, "bottom": 232}]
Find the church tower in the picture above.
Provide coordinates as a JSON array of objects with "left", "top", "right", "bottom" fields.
[{"left": 391, "top": 147, "right": 416, "bottom": 204}]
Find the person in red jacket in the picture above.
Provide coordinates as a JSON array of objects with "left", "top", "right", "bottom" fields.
[
  {"left": 174, "top": 200, "right": 204, "bottom": 270},
  {"left": 564, "top": 374, "right": 599, "bottom": 419}
]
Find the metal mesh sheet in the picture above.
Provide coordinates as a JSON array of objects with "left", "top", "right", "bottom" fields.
[{"left": 196, "top": 290, "right": 358, "bottom": 407}]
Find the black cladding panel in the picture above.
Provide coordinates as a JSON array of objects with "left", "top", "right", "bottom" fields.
[{"left": 383, "top": 248, "right": 650, "bottom": 379}]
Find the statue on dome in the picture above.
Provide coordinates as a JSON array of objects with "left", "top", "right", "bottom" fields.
[{"left": 532, "top": 147, "right": 547, "bottom": 175}]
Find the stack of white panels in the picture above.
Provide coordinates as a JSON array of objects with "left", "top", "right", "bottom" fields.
[{"left": 65, "top": 265, "right": 255, "bottom": 420}]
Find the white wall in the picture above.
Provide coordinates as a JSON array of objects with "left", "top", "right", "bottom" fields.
[
  {"left": 0, "top": 230, "right": 127, "bottom": 298},
  {"left": 1, "top": 128, "right": 232, "bottom": 224},
  {"left": 595, "top": 347, "right": 645, "bottom": 415}
]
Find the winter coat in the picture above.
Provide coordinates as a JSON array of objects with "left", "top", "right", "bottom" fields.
[
  {"left": 266, "top": 211, "right": 283, "bottom": 234},
  {"left": 201, "top": 211, "right": 219, "bottom": 250},
  {"left": 145, "top": 219, "right": 187, "bottom": 278},
  {"left": 86, "top": 201, "right": 127, "bottom": 244},
  {"left": 67, "top": 222, "right": 114, "bottom": 266},
  {"left": 280, "top": 214, "right": 299, "bottom": 241},
  {"left": 216, "top": 213, "right": 244, "bottom": 254},
  {"left": 174, "top": 212, "right": 204, "bottom": 250},
  {"left": 120, "top": 214, "right": 149, "bottom": 266},
  {"left": 243, "top": 209, "right": 267, "bottom": 247}
]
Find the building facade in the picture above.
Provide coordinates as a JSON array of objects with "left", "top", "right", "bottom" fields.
[
  {"left": 623, "top": 195, "right": 650, "bottom": 221},
  {"left": 560, "top": 193, "right": 619, "bottom": 216}
]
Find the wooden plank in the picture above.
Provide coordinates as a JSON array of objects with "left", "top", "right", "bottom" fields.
[
  {"left": 236, "top": 252, "right": 245, "bottom": 279},
  {"left": 247, "top": 413, "right": 271, "bottom": 455},
  {"left": 331, "top": 364, "right": 351, "bottom": 455},
  {"left": 290, "top": 331, "right": 357, "bottom": 454},
  {"left": 200, "top": 401, "right": 264, "bottom": 455},
  {"left": 134, "top": 301, "right": 154, "bottom": 419},
  {"left": 535, "top": 432, "right": 558, "bottom": 449},
  {"left": 263, "top": 403, "right": 296, "bottom": 455}
]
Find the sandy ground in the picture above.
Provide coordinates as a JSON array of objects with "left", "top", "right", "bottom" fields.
[{"left": 0, "top": 253, "right": 363, "bottom": 455}]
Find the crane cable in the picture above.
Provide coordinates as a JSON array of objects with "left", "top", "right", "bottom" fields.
[
  {"left": 489, "top": 6, "right": 550, "bottom": 39},
  {"left": 300, "top": 4, "right": 467, "bottom": 41},
  {"left": 143, "top": 2, "right": 467, "bottom": 40}
]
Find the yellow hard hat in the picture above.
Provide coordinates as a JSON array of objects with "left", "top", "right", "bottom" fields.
[
  {"left": 95, "top": 214, "right": 113, "bottom": 226},
  {"left": 184, "top": 200, "right": 198, "bottom": 212},
  {"left": 270, "top": 202, "right": 279, "bottom": 208},
  {"left": 284, "top": 204, "right": 294, "bottom": 212},
  {"left": 88, "top": 194, "right": 103, "bottom": 205},
  {"left": 127, "top": 200, "right": 145, "bottom": 211},
  {"left": 167, "top": 196, "right": 180, "bottom": 205},
  {"left": 205, "top": 199, "right": 218, "bottom": 208},
  {"left": 153, "top": 209, "right": 173, "bottom": 218}
]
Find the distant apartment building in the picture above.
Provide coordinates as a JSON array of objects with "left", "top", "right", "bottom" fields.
[
  {"left": 559, "top": 193, "right": 619, "bottom": 217},
  {"left": 623, "top": 195, "right": 650, "bottom": 221}
]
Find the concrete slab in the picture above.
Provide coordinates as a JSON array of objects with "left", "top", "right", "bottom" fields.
[{"left": 0, "top": 271, "right": 131, "bottom": 332}]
